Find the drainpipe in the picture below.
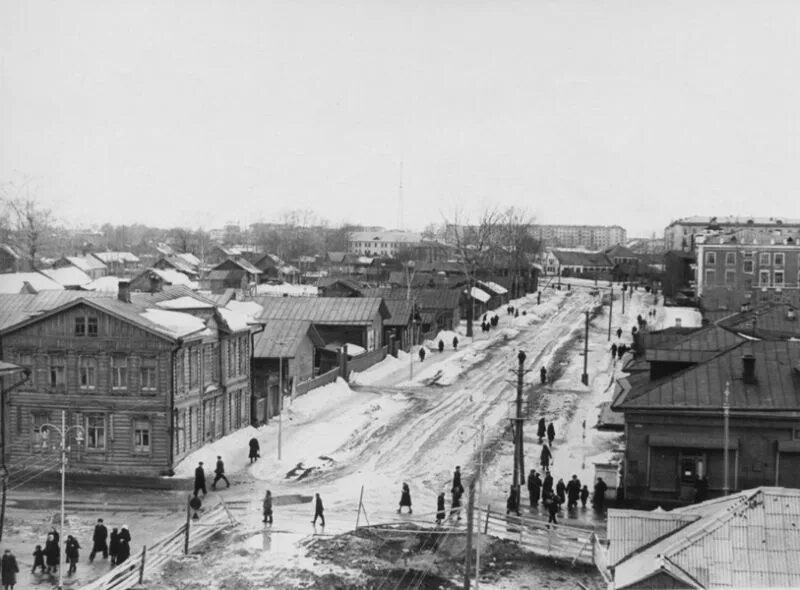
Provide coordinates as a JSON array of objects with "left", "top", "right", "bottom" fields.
[{"left": 168, "top": 342, "right": 181, "bottom": 476}]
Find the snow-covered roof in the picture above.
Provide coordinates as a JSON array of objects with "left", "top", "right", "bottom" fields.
[
  {"left": 0, "top": 272, "right": 65, "bottom": 294},
  {"left": 139, "top": 309, "right": 207, "bottom": 338},
  {"left": 156, "top": 296, "right": 214, "bottom": 310},
  {"left": 93, "top": 251, "right": 140, "bottom": 263},
  {"left": 344, "top": 343, "right": 366, "bottom": 356},
  {"left": 40, "top": 266, "right": 92, "bottom": 288},
  {"left": 478, "top": 280, "right": 508, "bottom": 295},
  {"left": 149, "top": 267, "right": 194, "bottom": 286},
  {"left": 467, "top": 286, "right": 491, "bottom": 303},
  {"left": 66, "top": 255, "right": 107, "bottom": 272},
  {"left": 254, "top": 283, "right": 318, "bottom": 297},
  {"left": 176, "top": 252, "right": 201, "bottom": 267},
  {"left": 217, "top": 306, "right": 253, "bottom": 332},
  {"left": 225, "top": 300, "right": 263, "bottom": 320},
  {"left": 85, "top": 276, "right": 124, "bottom": 292}
]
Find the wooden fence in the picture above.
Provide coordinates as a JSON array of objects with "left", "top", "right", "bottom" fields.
[
  {"left": 79, "top": 500, "right": 236, "bottom": 590},
  {"left": 295, "top": 367, "right": 340, "bottom": 397},
  {"left": 346, "top": 345, "right": 388, "bottom": 375}
]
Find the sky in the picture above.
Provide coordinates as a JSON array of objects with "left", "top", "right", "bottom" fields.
[{"left": 2, "top": 0, "right": 800, "bottom": 237}]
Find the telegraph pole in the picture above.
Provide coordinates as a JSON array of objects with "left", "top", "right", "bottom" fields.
[
  {"left": 607, "top": 286, "right": 613, "bottom": 341},
  {"left": 581, "top": 311, "right": 590, "bottom": 386},
  {"left": 513, "top": 351, "right": 527, "bottom": 490},
  {"left": 723, "top": 382, "right": 731, "bottom": 495}
]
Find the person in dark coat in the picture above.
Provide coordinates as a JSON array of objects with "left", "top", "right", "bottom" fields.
[
  {"left": 449, "top": 485, "right": 463, "bottom": 521},
  {"left": 617, "top": 344, "right": 627, "bottom": 359},
  {"left": 610, "top": 343, "right": 618, "bottom": 358},
  {"left": 65, "top": 535, "right": 80, "bottom": 575},
  {"left": 695, "top": 475, "right": 709, "bottom": 503},
  {"left": 212, "top": 456, "right": 230, "bottom": 489},
  {"left": 593, "top": 478, "right": 608, "bottom": 511},
  {"left": 526, "top": 470, "right": 540, "bottom": 507},
  {"left": 249, "top": 437, "right": 260, "bottom": 463},
  {"left": 109, "top": 528, "right": 120, "bottom": 566},
  {"left": 580, "top": 485, "right": 590, "bottom": 508},
  {"left": 438, "top": 339, "right": 444, "bottom": 353},
  {"left": 117, "top": 525, "right": 131, "bottom": 565},
  {"left": 544, "top": 492, "right": 559, "bottom": 526},
  {"left": 506, "top": 486, "right": 520, "bottom": 516},
  {"left": 436, "top": 492, "right": 446, "bottom": 525},
  {"left": 616, "top": 327, "right": 622, "bottom": 339},
  {"left": 452, "top": 466, "right": 463, "bottom": 494},
  {"left": 194, "top": 462, "right": 207, "bottom": 497},
  {"left": 398, "top": 482, "right": 412, "bottom": 514},
  {"left": 418, "top": 347, "right": 426, "bottom": 362},
  {"left": 540, "top": 366, "right": 547, "bottom": 385},
  {"left": 44, "top": 534, "right": 59, "bottom": 573},
  {"left": 566, "top": 475, "right": 581, "bottom": 508},
  {"left": 547, "top": 422, "right": 556, "bottom": 445},
  {"left": 542, "top": 472, "right": 554, "bottom": 497},
  {"left": 537, "top": 417, "right": 546, "bottom": 443},
  {"left": 49, "top": 528, "right": 59, "bottom": 545},
  {"left": 89, "top": 517, "right": 108, "bottom": 562},
  {"left": 555, "top": 478, "right": 566, "bottom": 506},
  {"left": 1, "top": 549, "right": 19, "bottom": 590},
  {"left": 452, "top": 336, "right": 459, "bottom": 350},
  {"left": 312, "top": 493, "right": 325, "bottom": 526},
  {"left": 540, "top": 444, "right": 552, "bottom": 471},
  {"left": 31, "top": 545, "right": 45, "bottom": 574},
  {"left": 263, "top": 490, "right": 273, "bottom": 524}
]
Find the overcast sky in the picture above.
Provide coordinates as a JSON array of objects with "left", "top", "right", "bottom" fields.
[{"left": 2, "top": 1, "right": 799, "bottom": 237}]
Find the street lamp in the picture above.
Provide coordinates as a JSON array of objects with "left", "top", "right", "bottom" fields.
[{"left": 40, "top": 410, "right": 84, "bottom": 590}]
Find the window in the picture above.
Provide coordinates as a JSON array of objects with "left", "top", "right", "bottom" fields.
[
  {"left": 760, "top": 252, "right": 771, "bottom": 266},
  {"left": 190, "top": 348, "right": 199, "bottom": 388},
  {"left": 211, "top": 344, "right": 219, "bottom": 382},
  {"left": 759, "top": 270, "right": 771, "bottom": 286},
  {"left": 32, "top": 412, "right": 49, "bottom": 451},
  {"left": 133, "top": 419, "right": 151, "bottom": 453},
  {"left": 176, "top": 353, "right": 184, "bottom": 390},
  {"left": 725, "top": 252, "right": 736, "bottom": 266},
  {"left": 48, "top": 356, "right": 65, "bottom": 388},
  {"left": 86, "top": 415, "right": 106, "bottom": 449},
  {"left": 743, "top": 252, "right": 753, "bottom": 273},
  {"left": 87, "top": 316, "right": 98, "bottom": 337},
  {"left": 140, "top": 358, "right": 157, "bottom": 392},
  {"left": 705, "top": 251, "right": 716, "bottom": 265},
  {"left": 774, "top": 253, "right": 785, "bottom": 267},
  {"left": 679, "top": 453, "right": 705, "bottom": 484},
  {"left": 704, "top": 269, "right": 716, "bottom": 284},
  {"left": 725, "top": 270, "right": 736, "bottom": 285},
  {"left": 75, "top": 317, "right": 86, "bottom": 336},
  {"left": 744, "top": 278, "right": 753, "bottom": 291},
  {"left": 775, "top": 271, "right": 784, "bottom": 287},
  {"left": 79, "top": 357, "right": 97, "bottom": 390},
  {"left": 111, "top": 357, "right": 128, "bottom": 390}
]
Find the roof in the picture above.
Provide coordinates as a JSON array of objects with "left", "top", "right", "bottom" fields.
[
  {"left": 644, "top": 324, "right": 745, "bottom": 363},
  {"left": 700, "top": 227, "right": 800, "bottom": 246},
  {"left": 39, "top": 267, "right": 92, "bottom": 288},
  {"left": 212, "top": 258, "right": 262, "bottom": 274},
  {"left": 139, "top": 267, "right": 194, "bottom": 287},
  {"left": 611, "top": 487, "right": 800, "bottom": 589},
  {"left": 619, "top": 340, "right": 800, "bottom": 411},
  {"left": 252, "top": 320, "right": 325, "bottom": 358},
  {"left": 0, "top": 272, "right": 65, "bottom": 294},
  {"left": 718, "top": 303, "right": 800, "bottom": 340},
  {"left": 0, "top": 244, "right": 19, "bottom": 259},
  {"left": 158, "top": 256, "right": 197, "bottom": 275},
  {"left": 477, "top": 280, "right": 508, "bottom": 295},
  {"left": 383, "top": 299, "right": 414, "bottom": 326},
  {"left": 551, "top": 249, "right": 613, "bottom": 267},
  {"left": 65, "top": 255, "right": 107, "bottom": 272},
  {"left": 92, "top": 251, "right": 140, "bottom": 263},
  {"left": 669, "top": 216, "right": 800, "bottom": 227},
  {"left": 156, "top": 296, "right": 214, "bottom": 310},
  {"left": 360, "top": 287, "right": 462, "bottom": 311},
  {"left": 0, "top": 361, "right": 28, "bottom": 376},
  {"left": 607, "top": 508, "right": 700, "bottom": 566},
  {"left": 604, "top": 244, "right": 639, "bottom": 259},
  {"left": 85, "top": 276, "right": 124, "bottom": 292},
  {"left": 467, "top": 287, "right": 491, "bottom": 303},
  {"left": 318, "top": 278, "right": 364, "bottom": 293},
  {"left": 252, "top": 296, "right": 389, "bottom": 324},
  {"left": 175, "top": 252, "right": 201, "bottom": 267},
  {"left": 348, "top": 231, "right": 421, "bottom": 243}
]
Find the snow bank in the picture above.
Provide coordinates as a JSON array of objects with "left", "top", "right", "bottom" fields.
[
  {"left": 172, "top": 424, "right": 262, "bottom": 478},
  {"left": 425, "top": 330, "right": 462, "bottom": 349},
  {"left": 349, "top": 353, "right": 407, "bottom": 385}
]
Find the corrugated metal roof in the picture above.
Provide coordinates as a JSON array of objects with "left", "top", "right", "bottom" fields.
[
  {"left": 383, "top": 299, "right": 413, "bottom": 326},
  {"left": 65, "top": 255, "right": 106, "bottom": 272},
  {"left": 621, "top": 340, "right": 800, "bottom": 411},
  {"left": 552, "top": 250, "right": 613, "bottom": 267},
  {"left": 0, "top": 272, "right": 65, "bottom": 294},
  {"left": 40, "top": 267, "right": 92, "bottom": 287},
  {"left": 607, "top": 509, "right": 699, "bottom": 566},
  {"left": 721, "top": 303, "right": 800, "bottom": 340},
  {"left": 252, "top": 296, "right": 387, "bottom": 324},
  {"left": 252, "top": 320, "right": 324, "bottom": 358}
]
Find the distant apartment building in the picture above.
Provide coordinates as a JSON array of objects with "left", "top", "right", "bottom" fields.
[
  {"left": 696, "top": 229, "right": 800, "bottom": 310},
  {"left": 348, "top": 230, "right": 422, "bottom": 258},
  {"left": 533, "top": 225, "right": 626, "bottom": 249},
  {"left": 664, "top": 216, "right": 800, "bottom": 252}
]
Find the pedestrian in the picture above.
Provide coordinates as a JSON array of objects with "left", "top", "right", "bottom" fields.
[
  {"left": 566, "top": 475, "right": 581, "bottom": 508},
  {"left": 537, "top": 417, "right": 546, "bottom": 443},
  {"left": 529, "top": 471, "right": 542, "bottom": 506},
  {"left": 117, "top": 525, "right": 131, "bottom": 565},
  {"left": 506, "top": 485, "right": 520, "bottom": 516},
  {"left": 542, "top": 472, "right": 554, "bottom": 497},
  {"left": 547, "top": 422, "right": 556, "bottom": 445},
  {"left": 212, "top": 455, "right": 230, "bottom": 489},
  {"left": 418, "top": 347, "right": 426, "bottom": 362},
  {"left": 540, "top": 366, "right": 547, "bottom": 385},
  {"left": 89, "top": 517, "right": 108, "bottom": 562},
  {"left": 617, "top": 344, "right": 627, "bottom": 359},
  {"left": 616, "top": 327, "right": 622, "bottom": 339},
  {"left": 610, "top": 343, "right": 617, "bottom": 358},
  {"left": 312, "top": 493, "right": 325, "bottom": 526},
  {"left": 109, "top": 527, "right": 120, "bottom": 566},
  {"left": 194, "top": 461, "right": 207, "bottom": 497},
  {"left": 452, "top": 336, "right": 459, "bottom": 350},
  {"left": 540, "top": 443, "right": 552, "bottom": 471},
  {"left": 31, "top": 545, "right": 45, "bottom": 574},
  {"left": 438, "top": 339, "right": 444, "bottom": 353},
  {"left": 556, "top": 478, "right": 566, "bottom": 505},
  {"left": 436, "top": 492, "right": 446, "bottom": 525},
  {"left": 449, "top": 484, "right": 463, "bottom": 521},
  {"left": 514, "top": 309, "right": 519, "bottom": 318},
  {"left": 545, "top": 492, "right": 559, "bottom": 526},
  {"left": 1, "top": 549, "right": 18, "bottom": 590},
  {"left": 398, "top": 482, "right": 413, "bottom": 514},
  {"left": 593, "top": 477, "right": 608, "bottom": 511},
  {"left": 65, "top": 535, "right": 80, "bottom": 575},
  {"left": 694, "top": 475, "right": 709, "bottom": 503},
  {"left": 249, "top": 437, "right": 261, "bottom": 463},
  {"left": 580, "top": 485, "right": 590, "bottom": 508},
  {"left": 526, "top": 470, "right": 537, "bottom": 507},
  {"left": 452, "top": 466, "right": 464, "bottom": 494},
  {"left": 263, "top": 489, "right": 273, "bottom": 524},
  {"left": 44, "top": 534, "right": 59, "bottom": 573}
]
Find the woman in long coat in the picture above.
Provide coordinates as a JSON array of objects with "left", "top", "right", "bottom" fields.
[
  {"left": 398, "top": 482, "right": 412, "bottom": 514},
  {"left": 65, "top": 535, "right": 80, "bottom": 575},
  {"left": 540, "top": 443, "right": 552, "bottom": 471},
  {"left": 1, "top": 549, "right": 19, "bottom": 589},
  {"left": 537, "top": 418, "right": 546, "bottom": 443},
  {"left": 44, "top": 534, "right": 59, "bottom": 573}
]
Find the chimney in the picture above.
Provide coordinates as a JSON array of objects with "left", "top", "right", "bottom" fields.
[
  {"left": 742, "top": 354, "right": 756, "bottom": 385},
  {"left": 118, "top": 280, "right": 131, "bottom": 303}
]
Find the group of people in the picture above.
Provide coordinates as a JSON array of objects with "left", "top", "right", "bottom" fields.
[
  {"left": 536, "top": 417, "right": 557, "bottom": 447},
  {"left": 520, "top": 471, "right": 607, "bottom": 525},
  {"left": 481, "top": 313, "right": 500, "bottom": 333},
  {"left": 193, "top": 456, "right": 231, "bottom": 497},
  {"left": 29, "top": 520, "right": 132, "bottom": 580}
]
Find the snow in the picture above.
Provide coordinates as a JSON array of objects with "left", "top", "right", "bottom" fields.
[
  {"left": 224, "top": 299, "right": 263, "bottom": 320},
  {"left": 0, "top": 272, "right": 64, "bottom": 293},
  {"left": 86, "top": 275, "right": 124, "bottom": 292},
  {"left": 468, "top": 286, "right": 492, "bottom": 302},
  {"left": 254, "top": 282, "right": 318, "bottom": 297},
  {"left": 40, "top": 266, "right": 92, "bottom": 287},
  {"left": 479, "top": 280, "right": 508, "bottom": 295},
  {"left": 653, "top": 305, "right": 703, "bottom": 330},
  {"left": 140, "top": 308, "right": 208, "bottom": 337},
  {"left": 349, "top": 353, "right": 408, "bottom": 385},
  {"left": 217, "top": 306, "right": 253, "bottom": 332},
  {"left": 150, "top": 267, "right": 195, "bottom": 286},
  {"left": 156, "top": 295, "right": 213, "bottom": 310},
  {"left": 344, "top": 342, "right": 366, "bottom": 356}
]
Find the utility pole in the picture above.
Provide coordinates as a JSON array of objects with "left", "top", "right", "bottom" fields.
[
  {"left": 607, "top": 286, "right": 613, "bottom": 341},
  {"left": 581, "top": 311, "right": 590, "bottom": 386},
  {"left": 513, "top": 351, "right": 527, "bottom": 490},
  {"left": 622, "top": 283, "right": 626, "bottom": 314},
  {"left": 278, "top": 355, "right": 283, "bottom": 460},
  {"left": 723, "top": 381, "right": 731, "bottom": 495},
  {"left": 464, "top": 480, "right": 476, "bottom": 590}
]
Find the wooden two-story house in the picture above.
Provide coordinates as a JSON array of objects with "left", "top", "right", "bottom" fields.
[{"left": 0, "top": 284, "right": 257, "bottom": 478}]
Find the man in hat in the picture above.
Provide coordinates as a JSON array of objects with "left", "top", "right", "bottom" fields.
[
  {"left": 194, "top": 462, "right": 207, "bottom": 496},
  {"left": 212, "top": 455, "right": 230, "bottom": 489}
]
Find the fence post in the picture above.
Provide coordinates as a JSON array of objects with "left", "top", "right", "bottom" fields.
[
  {"left": 591, "top": 532, "right": 596, "bottom": 564},
  {"left": 138, "top": 545, "right": 147, "bottom": 584},
  {"left": 484, "top": 505, "right": 491, "bottom": 534},
  {"left": 355, "top": 485, "right": 364, "bottom": 530},
  {"left": 184, "top": 494, "right": 192, "bottom": 554}
]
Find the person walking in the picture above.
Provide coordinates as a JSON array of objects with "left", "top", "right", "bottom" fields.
[
  {"left": 540, "top": 443, "right": 552, "bottom": 471},
  {"left": 397, "top": 482, "right": 413, "bottom": 514},
  {"left": 537, "top": 418, "right": 546, "bottom": 443},
  {"left": 542, "top": 472, "right": 554, "bottom": 498},
  {"left": 566, "top": 475, "right": 581, "bottom": 508},
  {"left": 452, "top": 466, "right": 463, "bottom": 494},
  {"left": 65, "top": 535, "right": 80, "bottom": 575},
  {"left": 312, "top": 493, "right": 325, "bottom": 526},
  {"left": 580, "top": 485, "right": 590, "bottom": 508},
  {"left": 249, "top": 437, "right": 261, "bottom": 463},
  {"left": 194, "top": 462, "right": 207, "bottom": 497},
  {"left": 610, "top": 343, "right": 618, "bottom": 359},
  {"left": 452, "top": 336, "right": 459, "bottom": 350},
  {"left": 436, "top": 492, "right": 446, "bottom": 525},
  {"left": 438, "top": 339, "right": 444, "bottom": 353},
  {"left": 544, "top": 492, "right": 559, "bottom": 527},
  {"left": 212, "top": 456, "right": 230, "bottom": 489},
  {"left": 449, "top": 484, "right": 463, "bottom": 521},
  {"left": 44, "top": 533, "right": 59, "bottom": 574},
  {"left": 540, "top": 366, "right": 547, "bottom": 385},
  {"left": 31, "top": 545, "right": 45, "bottom": 574},
  {"left": 418, "top": 347, "right": 426, "bottom": 362},
  {"left": 263, "top": 490, "right": 273, "bottom": 524},
  {"left": 109, "top": 527, "right": 120, "bottom": 566},
  {"left": 505, "top": 486, "right": 520, "bottom": 516},
  {"left": 555, "top": 478, "right": 566, "bottom": 506},
  {"left": 530, "top": 471, "right": 542, "bottom": 506},
  {"left": 593, "top": 478, "right": 608, "bottom": 511},
  {"left": 1, "top": 549, "right": 18, "bottom": 590},
  {"left": 526, "top": 470, "right": 537, "bottom": 507},
  {"left": 89, "top": 517, "right": 108, "bottom": 562},
  {"left": 117, "top": 525, "right": 131, "bottom": 565},
  {"left": 616, "top": 327, "right": 622, "bottom": 339},
  {"left": 547, "top": 422, "right": 556, "bottom": 446}
]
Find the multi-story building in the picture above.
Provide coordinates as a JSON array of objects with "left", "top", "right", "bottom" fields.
[
  {"left": 696, "top": 229, "right": 800, "bottom": 310},
  {"left": 533, "top": 225, "right": 627, "bottom": 249},
  {"left": 664, "top": 216, "right": 800, "bottom": 252},
  {"left": 348, "top": 230, "right": 422, "bottom": 258},
  {"left": 0, "top": 284, "right": 256, "bottom": 477}
]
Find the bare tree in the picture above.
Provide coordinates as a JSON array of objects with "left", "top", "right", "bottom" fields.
[
  {"left": 1, "top": 182, "right": 55, "bottom": 271},
  {"left": 498, "top": 207, "right": 540, "bottom": 298}
]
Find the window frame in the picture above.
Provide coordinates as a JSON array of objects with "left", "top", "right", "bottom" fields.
[
  {"left": 774, "top": 253, "right": 785, "bottom": 267},
  {"left": 132, "top": 418, "right": 151, "bottom": 454},
  {"left": 111, "top": 356, "right": 128, "bottom": 390},
  {"left": 87, "top": 316, "right": 98, "bottom": 337},
  {"left": 724, "top": 251, "right": 736, "bottom": 266},
  {"left": 774, "top": 270, "right": 785, "bottom": 287},
  {"left": 704, "top": 269, "right": 716, "bottom": 284},
  {"left": 759, "top": 252, "right": 771, "bottom": 266},
  {"left": 724, "top": 270, "right": 736, "bottom": 286},
  {"left": 85, "top": 415, "right": 106, "bottom": 451},
  {"left": 140, "top": 357, "right": 157, "bottom": 393},
  {"left": 74, "top": 317, "right": 86, "bottom": 337},
  {"left": 759, "top": 269, "right": 771, "bottom": 286},
  {"left": 705, "top": 251, "right": 716, "bottom": 265},
  {"left": 79, "top": 356, "right": 97, "bottom": 390},
  {"left": 48, "top": 356, "right": 65, "bottom": 388}
]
